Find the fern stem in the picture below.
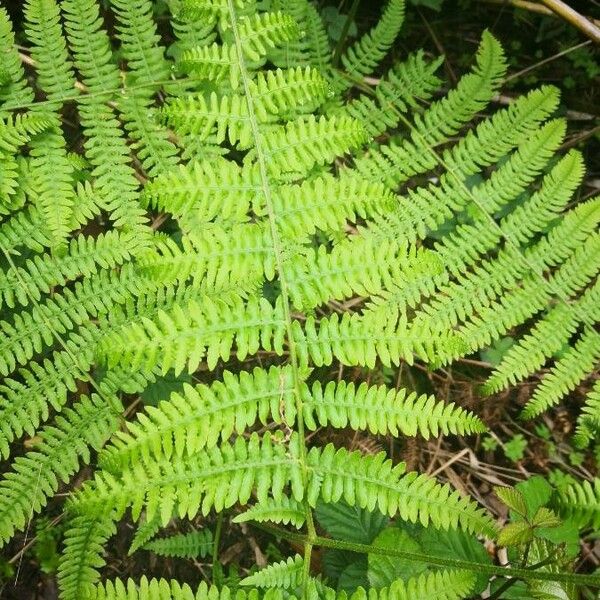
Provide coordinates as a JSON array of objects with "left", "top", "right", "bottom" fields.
[
  {"left": 212, "top": 514, "right": 224, "bottom": 586},
  {"left": 253, "top": 523, "right": 600, "bottom": 587},
  {"left": 225, "top": 0, "right": 316, "bottom": 591},
  {"left": 332, "top": 0, "right": 361, "bottom": 67},
  {"left": 0, "top": 243, "right": 118, "bottom": 414}
]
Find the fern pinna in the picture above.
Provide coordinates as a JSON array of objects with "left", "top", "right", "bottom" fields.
[{"left": 0, "top": 0, "right": 598, "bottom": 598}]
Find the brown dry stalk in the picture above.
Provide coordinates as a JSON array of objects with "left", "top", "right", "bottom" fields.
[{"left": 540, "top": 0, "right": 600, "bottom": 43}]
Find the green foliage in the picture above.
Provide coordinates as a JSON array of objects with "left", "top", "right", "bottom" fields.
[
  {"left": 144, "top": 529, "right": 213, "bottom": 559},
  {"left": 0, "top": 0, "right": 597, "bottom": 598},
  {"left": 503, "top": 434, "right": 528, "bottom": 463}
]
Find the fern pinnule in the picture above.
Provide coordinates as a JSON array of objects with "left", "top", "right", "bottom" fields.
[
  {"left": 555, "top": 478, "right": 600, "bottom": 530},
  {"left": 575, "top": 380, "right": 600, "bottom": 448},
  {"left": 303, "top": 379, "right": 486, "bottom": 438},
  {"left": 241, "top": 554, "right": 304, "bottom": 589},
  {"left": 98, "top": 365, "right": 297, "bottom": 472},
  {"left": 258, "top": 114, "right": 367, "bottom": 178},
  {"left": 0, "top": 394, "right": 122, "bottom": 545},
  {"left": 142, "top": 158, "right": 261, "bottom": 223},
  {"left": 499, "top": 149, "right": 586, "bottom": 245},
  {"left": 234, "top": 496, "right": 306, "bottom": 528},
  {"left": 143, "top": 529, "right": 213, "bottom": 558},
  {"left": 521, "top": 329, "right": 600, "bottom": 420},
  {"left": 269, "top": 0, "right": 330, "bottom": 70},
  {"left": 338, "top": 51, "right": 442, "bottom": 138},
  {"left": 332, "top": 0, "right": 406, "bottom": 92},
  {"left": 0, "top": 9, "right": 33, "bottom": 108}
]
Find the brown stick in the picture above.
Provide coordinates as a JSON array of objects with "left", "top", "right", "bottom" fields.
[
  {"left": 540, "top": 0, "right": 600, "bottom": 43},
  {"left": 480, "top": 0, "right": 600, "bottom": 31}
]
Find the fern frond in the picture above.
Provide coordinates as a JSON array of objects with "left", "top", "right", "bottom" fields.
[
  {"left": 241, "top": 554, "right": 303, "bottom": 589},
  {"left": 62, "top": 0, "right": 149, "bottom": 233},
  {"left": 337, "top": 52, "right": 442, "bottom": 138},
  {"left": 0, "top": 266, "right": 145, "bottom": 376},
  {"left": 478, "top": 304, "right": 578, "bottom": 391},
  {"left": 0, "top": 112, "right": 54, "bottom": 214},
  {"left": 0, "top": 340, "right": 94, "bottom": 459},
  {"left": 61, "top": 0, "right": 120, "bottom": 92},
  {"left": 575, "top": 380, "right": 600, "bottom": 448},
  {"left": 303, "top": 379, "right": 486, "bottom": 439},
  {"left": 161, "top": 91, "right": 254, "bottom": 146},
  {"left": 332, "top": 0, "right": 406, "bottom": 92},
  {"left": 306, "top": 445, "right": 496, "bottom": 536},
  {"left": 142, "top": 158, "right": 261, "bottom": 223},
  {"left": 455, "top": 280, "right": 551, "bottom": 359},
  {"left": 378, "top": 570, "right": 476, "bottom": 600},
  {"left": 467, "top": 118, "right": 566, "bottom": 215},
  {"left": 178, "top": 0, "right": 249, "bottom": 19},
  {"left": 285, "top": 239, "right": 440, "bottom": 310},
  {"left": 555, "top": 478, "right": 600, "bottom": 530},
  {"left": 365, "top": 86, "right": 561, "bottom": 246},
  {"left": 98, "top": 365, "right": 297, "bottom": 472},
  {"left": 545, "top": 233, "right": 600, "bottom": 297},
  {"left": 99, "top": 365, "right": 482, "bottom": 478},
  {"left": 119, "top": 90, "right": 180, "bottom": 177},
  {"left": 0, "top": 231, "right": 141, "bottom": 309},
  {"left": 110, "top": 0, "right": 169, "bottom": 85},
  {"left": 73, "top": 431, "right": 303, "bottom": 524},
  {"left": 178, "top": 42, "right": 238, "bottom": 87},
  {"left": 0, "top": 111, "right": 55, "bottom": 152},
  {"left": 270, "top": 174, "right": 395, "bottom": 242},
  {"left": 27, "top": 124, "right": 75, "bottom": 247},
  {"left": 137, "top": 225, "right": 275, "bottom": 289},
  {"left": 257, "top": 114, "right": 366, "bottom": 177},
  {"left": 294, "top": 308, "right": 465, "bottom": 368},
  {"left": 0, "top": 8, "right": 34, "bottom": 109},
  {"left": 520, "top": 329, "right": 600, "bottom": 420},
  {"left": 78, "top": 578, "right": 287, "bottom": 600},
  {"left": 235, "top": 11, "right": 299, "bottom": 62},
  {"left": 128, "top": 513, "right": 162, "bottom": 555},
  {"left": 144, "top": 529, "right": 213, "bottom": 558},
  {"left": 24, "top": 0, "right": 75, "bottom": 103},
  {"left": 0, "top": 393, "right": 121, "bottom": 545},
  {"left": 163, "top": 67, "right": 328, "bottom": 143},
  {"left": 75, "top": 432, "right": 494, "bottom": 536},
  {"left": 0, "top": 204, "right": 50, "bottom": 253},
  {"left": 168, "top": 0, "right": 217, "bottom": 60},
  {"left": 268, "top": 0, "right": 331, "bottom": 69},
  {"left": 412, "top": 247, "right": 528, "bottom": 333},
  {"left": 500, "top": 150, "right": 585, "bottom": 244},
  {"left": 354, "top": 31, "right": 508, "bottom": 187},
  {"left": 525, "top": 196, "right": 600, "bottom": 270},
  {"left": 102, "top": 289, "right": 464, "bottom": 374},
  {"left": 80, "top": 571, "right": 475, "bottom": 600},
  {"left": 484, "top": 279, "right": 600, "bottom": 393},
  {"left": 234, "top": 496, "right": 306, "bottom": 528},
  {"left": 109, "top": 0, "right": 177, "bottom": 176},
  {"left": 58, "top": 513, "right": 117, "bottom": 600},
  {"left": 0, "top": 330, "right": 153, "bottom": 461},
  {"left": 99, "top": 294, "right": 287, "bottom": 374}
]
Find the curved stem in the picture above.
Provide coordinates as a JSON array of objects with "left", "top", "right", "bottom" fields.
[
  {"left": 540, "top": 0, "right": 600, "bottom": 43},
  {"left": 332, "top": 0, "right": 361, "bottom": 66},
  {"left": 253, "top": 523, "right": 600, "bottom": 587}
]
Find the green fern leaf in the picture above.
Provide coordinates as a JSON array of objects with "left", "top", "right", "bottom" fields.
[
  {"left": 234, "top": 496, "right": 306, "bottom": 529},
  {"left": 144, "top": 529, "right": 213, "bottom": 558},
  {"left": 332, "top": 0, "right": 405, "bottom": 92},
  {"left": 241, "top": 554, "right": 304, "bottom": 589}
]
